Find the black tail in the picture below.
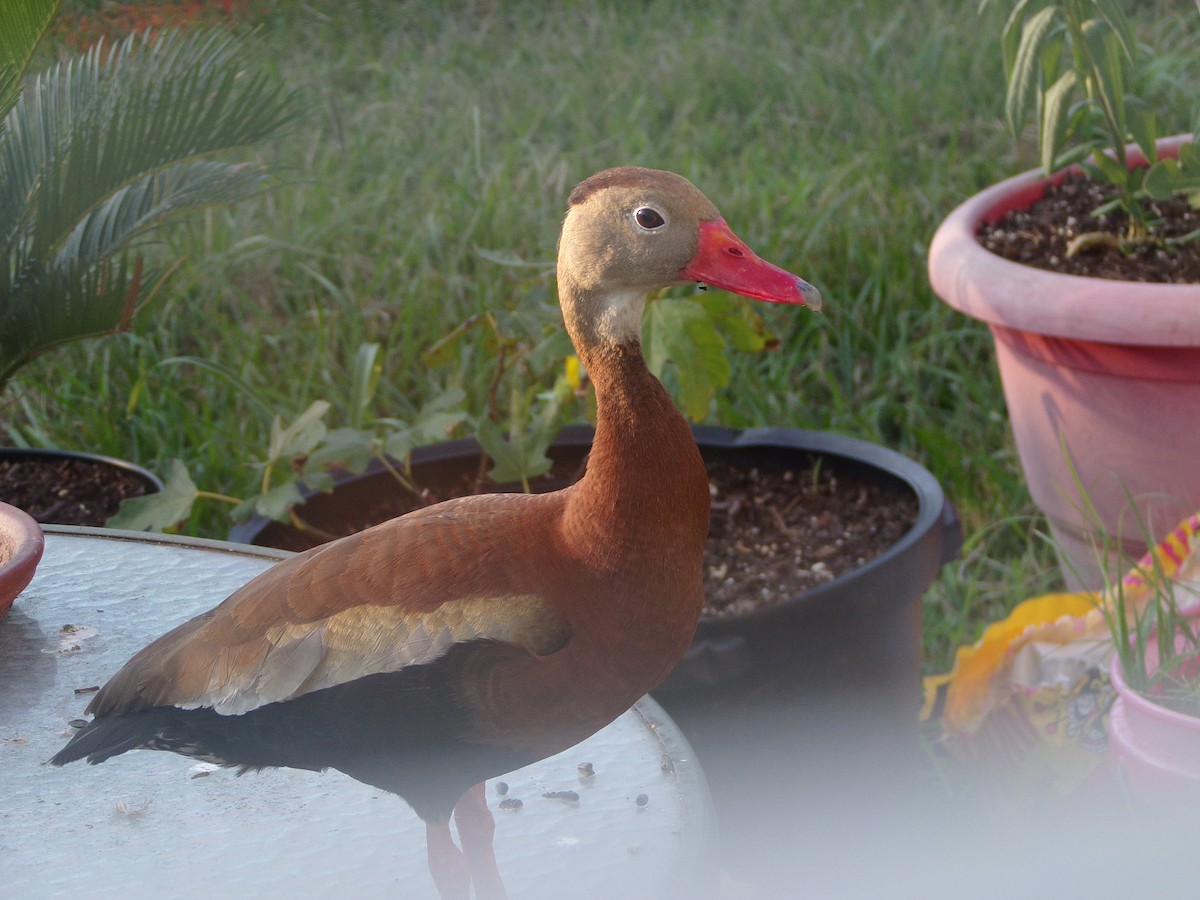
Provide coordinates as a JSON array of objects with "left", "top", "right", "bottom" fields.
[
  {"left": 48, "top": 704, "right": 301, "bottom": 769},
  {"left": 47, "top": 653, "right": 539, "bottom": 825},
  {"left": 49, "top": 712, "right": 167, "bottom": 766}
]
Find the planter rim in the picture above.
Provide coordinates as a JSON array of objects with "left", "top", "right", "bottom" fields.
[
  {"left": 928, "top": 134, "right": 1199, "bottom": 347},
  {"left": 0, "top": 501, "right": 45, "bottom": 615},
  {"left": 0, "top": 446, "right": 165, "bottom": 493},
  {"left": 1109, "top": 605, "right": 1200, "bottom": 730}
]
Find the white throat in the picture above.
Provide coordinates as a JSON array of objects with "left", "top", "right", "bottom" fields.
[{"left": 591, "top": 288, "right": 647, "bottom": 345}]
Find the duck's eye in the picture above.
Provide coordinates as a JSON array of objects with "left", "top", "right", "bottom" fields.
[{"left": 634, "top": 207, "right": 666, "bottom": 230}]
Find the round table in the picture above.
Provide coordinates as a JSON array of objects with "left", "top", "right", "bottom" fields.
[{"left": 1, "top": 528, "right": 716, "bottom": 899}]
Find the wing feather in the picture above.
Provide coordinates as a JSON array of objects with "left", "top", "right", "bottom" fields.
[{"left": 89, "top": 493, "right": 572, "bottom": 716}]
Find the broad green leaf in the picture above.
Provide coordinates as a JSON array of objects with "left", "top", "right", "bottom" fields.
[
  {"left": 1179, "top": 141, "right": 1200, "bottom": 171},
  {"left": 644, "top": 297, "right": 731, "bottom": 421},
  {"left": 383, "top": 429, "right": 418, "bottom": 462},
  {"left": 298, "top": 469, "right": 335, "bottom": 493},
  {"left": 268, "top": 400, "right": 330, "bottom": 462},
  {"left": 413, "top": 411, "right": 468, "bottom": 444},
  {"left": 106, "top": 459, "right": 197, "bottom": 531},
  {"left": 304, "top": 427, "right": 378, "bottom": 477},
  {"left": 476, "top": 418, "right": 553, "bottom": 486},
  {"left": 248, "top": 482, "right": 306, "bottom": 524},
  {"left": 377, "top": 388, "right": 469, "bottom": 460},
  {"left": 230, "top": 498, "right": 258, "bottom": 524},
  {"left": 1145, "top": 159, "right": 1200, "bottom": 201},
  {"left": 373, "top": 396, "right": 468, "bottom": 464},
  {"left": 698, "top": 294, "right": 776, "bottom": 353},
  {"left": 412, "top": 387, "right": 468, "bottom": 438},
  {"left": 476, "top": 419, "right": 521, "bottom": 483},
  {"left": 525, "top": 327, "right": 575, "bottom": 376}
]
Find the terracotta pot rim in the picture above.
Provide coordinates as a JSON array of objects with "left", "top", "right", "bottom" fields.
[
  {"left": 928, "top": 134, "right": 1199, "bottom": 347},
  {"left": 0, "top": 501, "right": 45, "bottom": 616}
]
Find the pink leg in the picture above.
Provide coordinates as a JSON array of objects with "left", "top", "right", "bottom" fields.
[
  {"left": 453, "top": 782, "right": 508, "bottom": 900},
  {"left": 425, "top": 819, "right": 471, "bottom": 900}
]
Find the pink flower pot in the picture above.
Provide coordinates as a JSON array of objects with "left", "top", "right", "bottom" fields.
[
  {"left": 929, "top": 136, "right": 1200, "bottom": 589},
  {"left": 0, "top": 501, "right": 44, "bottom": 620},
  {"left": 1107, "top": 613, "right": 1200, "bottom": 813}
]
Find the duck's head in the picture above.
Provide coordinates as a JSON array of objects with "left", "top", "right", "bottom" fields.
[{"left": 557, "top": 166, "right": 821, "bottom": 349}]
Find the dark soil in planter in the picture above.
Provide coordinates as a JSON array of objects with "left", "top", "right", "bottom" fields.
[
  {"left": 260, "top": 458, "right": 919, "bottom": 621},
  {"left": 703, "top": 462, "right": 916, "bottom": 617},
  {"left": 979, "top": 173, "right": 1200, "bottom": 283},
  {"left": 0, "top": 456, "right": 153, "bottom": 526}
]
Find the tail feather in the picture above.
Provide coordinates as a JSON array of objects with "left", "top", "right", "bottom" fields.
[
  {"left": 47, "top": 658, "right": 533, "bottom": 824},
  {"left": 49, "top": 713, "right": 162, "bottom": 766},
  {"left": 49, "top": 703, "right": 328, "bottom": 771}
]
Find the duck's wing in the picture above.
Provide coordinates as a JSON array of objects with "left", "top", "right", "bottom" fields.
[{"left": 86, "top": 493, "right": 572, "bottom": 717}]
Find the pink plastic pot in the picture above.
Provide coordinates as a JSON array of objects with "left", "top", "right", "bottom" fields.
[
  {"left": 0, "top": 501, "right": 44, "bottom": 620},
  {"left": 929, "top": 136, "right": 1199, "bottom": 589},
  {"left": 1107, "top": 611, "right": 1200, "bottom": 813}
]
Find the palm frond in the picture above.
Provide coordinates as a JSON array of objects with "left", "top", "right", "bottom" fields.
[
  {"left": 4, "top": 28, "right": 296, "bottom": 262},
  {"left": 0, "top": 254, "right": 140, "bottom": 388},
  {"left": 0, "top": 0, "right": 61, "bottom": 118},
  {"left": 57, "top": 160, "right": 271, "bottom": 268},
  {"left": 0, "top": 27, "right": 297, "bottom": 390}
]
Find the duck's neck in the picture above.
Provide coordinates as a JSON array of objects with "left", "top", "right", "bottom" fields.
[{"left": 563, "top": 339, "right": 710, "bottom": 569}]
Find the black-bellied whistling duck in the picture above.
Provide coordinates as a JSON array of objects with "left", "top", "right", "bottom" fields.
[{"left": 51, "top": 166, "right": 820, "bottom": 899}]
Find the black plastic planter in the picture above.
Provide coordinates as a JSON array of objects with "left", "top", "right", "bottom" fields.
[
  {"left": 0, "top": 448, "right": 163, "bottom": 527},
  {"left": 662, "top": 427, "right": 958, "bottom": 699}
]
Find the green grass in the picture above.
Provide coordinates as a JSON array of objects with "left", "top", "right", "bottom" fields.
[{"left": 5, "top": 0, "right": 1198, "bottom": 672}]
